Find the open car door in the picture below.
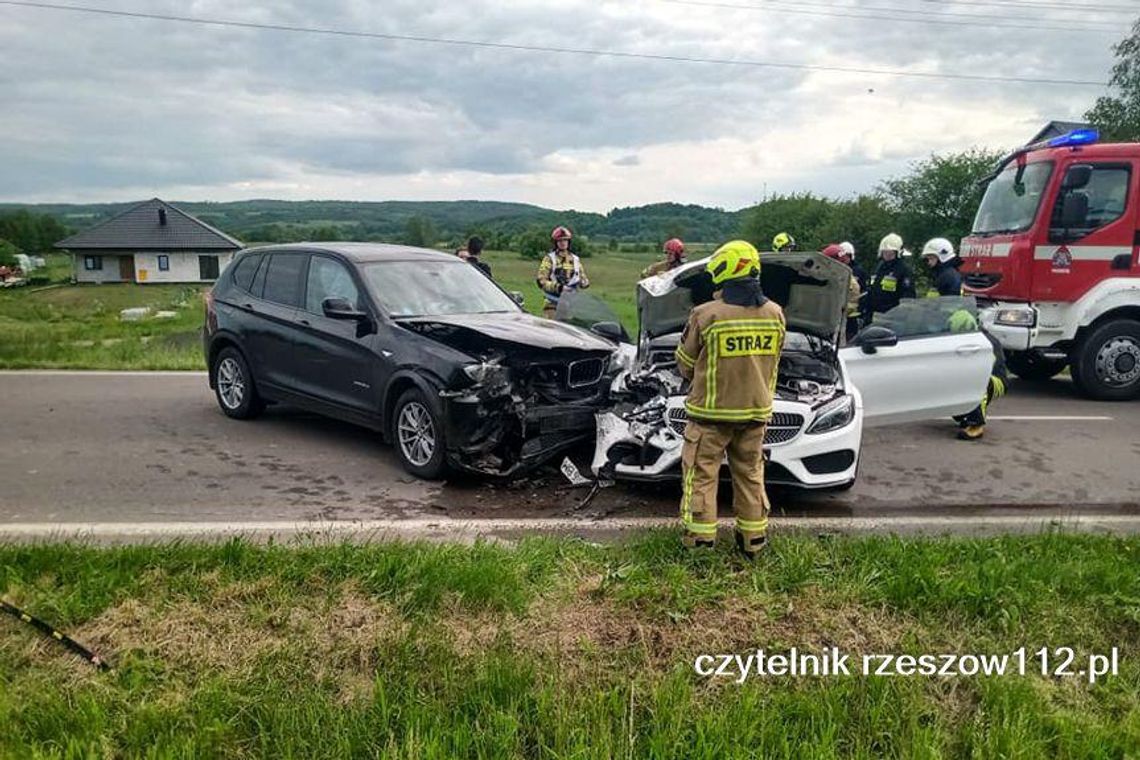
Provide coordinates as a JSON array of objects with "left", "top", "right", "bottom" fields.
[{"left": 839, "top": 297, "right": 993, "bottom": 427}]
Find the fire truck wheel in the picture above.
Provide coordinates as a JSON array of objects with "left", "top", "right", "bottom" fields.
[
  {"left": 1073, "top": 319, "right": 1140, "bottom": 401},
  {"left": 1006, "top": 352, "right": 1067, "bottom": 382}
]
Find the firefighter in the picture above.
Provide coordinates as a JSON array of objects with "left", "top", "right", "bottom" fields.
[
  {"left": 921, "top": 237, "right": 963, "bottom": 296},
  {"left": 838, "top": 241, "right": 868, "bottom": 296},
  {"left": 642, "top": 238, "right": 686, "bottom": 278},
  {"left": 947, "top": 307, "right": 1009, "bottom": 441},
  {"left": 823, "top": 244, "right": 862, "bottom": 343},
  {"left": 675, "top": 240, "right": 786, "bottom": 558},
  {"left": 772, "top": 232, "right": 796, "bottom": 252},
  {"left": 536, "top": 226, "right": 590, "bottom": 318},
  {"left": 864, "top": 232, "right": 916, "bottom": 322}
]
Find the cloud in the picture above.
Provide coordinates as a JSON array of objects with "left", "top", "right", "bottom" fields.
[{"left": 0, "top": 0, "right": 1122, "bottom": 208}]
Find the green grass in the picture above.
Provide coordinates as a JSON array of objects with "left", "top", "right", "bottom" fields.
[
  {"left": 0, "top": 282, "right": 207, "bottom": 370},
  {"left": 480, "top": 248, "right": 659, "bottom": 331},
  {"left": 2, "top": 532, "right": 1137, "bottom": 758}
]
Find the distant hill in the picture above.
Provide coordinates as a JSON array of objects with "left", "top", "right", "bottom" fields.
[{"left": 0, "top": 199, "right": 743, "bottom": 247}]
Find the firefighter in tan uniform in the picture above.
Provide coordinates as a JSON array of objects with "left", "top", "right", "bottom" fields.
[
  {"left": 675, "top": 240, "right": 786, "bottom": 557},
  {"left": 536, "top": 226, "right": 590, "bottom": 318},
  {"left": 642, "top": 238, "right": 686, "bottom": 278}
]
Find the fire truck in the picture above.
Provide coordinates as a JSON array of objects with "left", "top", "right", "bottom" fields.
[{"left": 961, "top": 129, "right": 1140, "bottom": 400}]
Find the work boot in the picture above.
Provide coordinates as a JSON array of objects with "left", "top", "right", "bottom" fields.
[
  {"left": 734, "top": 531, "right": 768, "bottom": 559},
  {"left": 957, "top": 425, "right": 985, "bottom": 441},
  {"left": 682, "top": 532, "right": 716, "bottom": 550}
]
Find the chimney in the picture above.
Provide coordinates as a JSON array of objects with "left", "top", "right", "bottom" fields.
[{"left": 158, "top": 207, "right": 167, "bottom": 226}]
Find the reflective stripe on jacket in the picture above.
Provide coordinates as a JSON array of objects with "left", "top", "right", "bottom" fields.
[{"left": 675, "top": 297, "right": 786, "bottom": 423}]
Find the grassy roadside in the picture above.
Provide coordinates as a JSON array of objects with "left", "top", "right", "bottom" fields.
[
  {"left": 1, "top": 532, "right": 1138, "bottom": 758},
  {"left": 0, "top": 281, "right": 207, "bottom": 370}
]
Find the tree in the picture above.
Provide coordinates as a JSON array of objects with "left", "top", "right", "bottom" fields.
[
  {"left": 1086, "top": 17, "right": 1140, "bottom": 142},
  {"left": 738, "top": 193, "right": 834, "bottom": 251},
  {"left": 403, "top": 215, "right": 436, "bottom": 248},
  {"left": 879, "top": 148, "right": 1002, "bottom": 252},
  {"left": 815, "top": 195, "right": 897, "bottom": 274},
  {"left": 0, "top": 211, "right": 68, "bottom": 253}
]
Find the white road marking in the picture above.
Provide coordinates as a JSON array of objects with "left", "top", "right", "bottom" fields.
[
  {"left": 1, "top": 514, "right": 1139, "bottom": 541},
  {"left": 988, "top": 415, "right": 1113, "bottom": 421}
]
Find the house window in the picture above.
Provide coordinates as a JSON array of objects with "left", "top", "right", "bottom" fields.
[
  {"left": 198, "top": 255, "right": 220, "bottom": 280},
  {"left": 84, "top": 256, "right": 103, "bottom": 271},
  {"left": 158, "top": 255, "right": 170, "bottom": 272}
]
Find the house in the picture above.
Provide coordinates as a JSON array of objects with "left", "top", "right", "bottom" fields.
[
  {"left": 55, "top": 198, "right": 243, "bottom": 284},
  {"left": 1028, "top": 120, "right": 1093, "bottom": 145}
]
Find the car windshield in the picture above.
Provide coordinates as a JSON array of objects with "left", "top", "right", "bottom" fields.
[
  {"left": 972, "top": 161, "right": 1054, "bottom": 236},
  {"left": 363, "top": 259, "right": 519, "bottom": 318}
]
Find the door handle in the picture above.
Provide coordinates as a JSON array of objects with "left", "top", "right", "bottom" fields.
[
  {"left": 242, "top": 302, "right": 255, "bottom": 312},
  {"left": 956, "top": 345, "right": 983, "bottom": 355},
  {"left": 298, "top": 318, "right": 311, "bottom": 327}
]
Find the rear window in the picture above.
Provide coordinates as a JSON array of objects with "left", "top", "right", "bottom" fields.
[
  {"left": 261, "top": 254, "right": 306, "bottom": 307},
  {"left": 230, "top": 253, "right": 262, "bottom": 292}
]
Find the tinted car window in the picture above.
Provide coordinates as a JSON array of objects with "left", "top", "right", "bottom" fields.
[
  {"left": 231, "top": 253, "right": 262, "bottom": 292},
  {"left": 306, "top": 256, "right": 360, "bottom": 313},
  {"left": 262, "top": 253, "right": 306, "bottom": 307},
  {"left": 871, "top": 296, "right": 978, "bottom": 339},
  {"left": 363, "top": 259, "right": 517, "bottom": 318}
]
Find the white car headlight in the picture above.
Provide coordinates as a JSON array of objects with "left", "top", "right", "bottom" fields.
[
  {"left": 805, "top": 395, "right": 855, "bottom": 435},
  {"left": 994, "top": 308, "right": 1035, "bottom": 327}
]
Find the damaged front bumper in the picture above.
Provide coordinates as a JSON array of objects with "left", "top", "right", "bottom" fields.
[
  {"left": 440, "top": 384, "right": 603, "bottom": 478},
  {"left": 590, "top": 395, "right": 861, "bottom": 489}
]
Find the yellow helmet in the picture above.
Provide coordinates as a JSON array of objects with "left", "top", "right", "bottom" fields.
[
  {"left": 772, "top": 232, "right": 795, "bottom": 252},
  {"left": 707, "top": 240, "right": 761, "bottom": 285}
]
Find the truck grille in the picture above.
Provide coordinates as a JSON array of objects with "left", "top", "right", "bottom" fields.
[
  {"left": 666, "top": 408, "right": 804, "bottom": 445},
  {"left": 964, "top": 272, "right": 1002, "bottom": 290}
]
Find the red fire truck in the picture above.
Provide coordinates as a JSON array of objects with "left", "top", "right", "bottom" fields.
[{"left": 961, "top": 129, "right": 1140, "bottom": 400}]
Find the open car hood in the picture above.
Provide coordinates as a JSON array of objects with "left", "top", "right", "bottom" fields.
[{"left": 637, "top": 251, "right": 850, "bottom": 340}]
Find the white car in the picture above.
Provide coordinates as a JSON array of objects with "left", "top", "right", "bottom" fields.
[{"left": 584, "top": 251, "right": 994, "bottom": 490}]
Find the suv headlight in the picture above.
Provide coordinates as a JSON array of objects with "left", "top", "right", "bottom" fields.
[
  {"left": 805, "top": 395, "right": 855, "bottom": 435},
  {"left": 994, "top": 307, "right": 1035, "bottom": 327},
  {"left": 463, "top": 360, "right": 508, "bottom": 386}
]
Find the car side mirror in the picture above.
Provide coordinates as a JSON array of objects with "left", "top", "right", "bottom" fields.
[
  {"left": 1061, "top": 164, "right": 1093, "bottom": 191},
  {"left": 856, "top": 325, "right": 899, "bottom": 354},
  {"left": 322, "top": 296, "right": 368, "bottom": 321},
  {"left": 509, "top": 290, "right": 526, "bottom": 307},
  {"left": 590, "top": 320, "right": 626, "bottom": 343},
  {"left": 1061, "top": 192, "right": 1089, "bottom": 230}
]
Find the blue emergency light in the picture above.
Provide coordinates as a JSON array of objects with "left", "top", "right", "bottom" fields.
[{"left": 1048, "top": 129, "right": 1099, "bottom": 148}]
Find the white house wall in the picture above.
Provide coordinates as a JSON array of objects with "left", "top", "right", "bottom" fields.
[
  {"left": 135, "top": 251, "right": 235, "bottom": 283},
  {"left": 75, "top": 254, "right": 126, "bottom": 283}
]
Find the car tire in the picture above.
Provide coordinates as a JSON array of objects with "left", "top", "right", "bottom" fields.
[
  {"left": 391, "top": 388, "right": 448, "bottom": 480},
  {"left": 212, "top": 346, "right": 265, "bottom": 420},
  {"left": 1006, "top": 351, "right": 1067, "bottom": 382},
  {"left": 1072, "top": 319, "right": 1140, "bottom": 401}
]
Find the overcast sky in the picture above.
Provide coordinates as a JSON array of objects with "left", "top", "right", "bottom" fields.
[{"left": 0, "top": 0, "right": 1127, "bottom": 211}]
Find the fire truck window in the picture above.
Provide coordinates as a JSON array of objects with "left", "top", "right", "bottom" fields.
[{"left": 1049, "top": 165, "right": 1131, "bottom": 240}]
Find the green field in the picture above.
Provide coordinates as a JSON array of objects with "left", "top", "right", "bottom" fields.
[
  {"left": 1, "top": 532, "right": 1137, "bottom": 758},
  {"left": 0, "top": 249, "right": 660, "bottom": 370}
]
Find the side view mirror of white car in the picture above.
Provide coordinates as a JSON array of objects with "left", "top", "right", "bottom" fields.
[{"left": 854, "top": 325, "right": 899, "bottom": 354}]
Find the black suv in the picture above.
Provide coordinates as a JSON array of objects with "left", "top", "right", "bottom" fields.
[{"left": 204, "top": 243, "right": 616, "bottom": 479}]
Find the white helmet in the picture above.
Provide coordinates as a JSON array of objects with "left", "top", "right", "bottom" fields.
[
  {"left": 922, "top": 237, "right": 956, "bottom": 264},
  {"left": 838, "top": 241, "right": 855, "bottom": 260},
  {"left": 878, "top": 233, "right": 903, "bottom": 256}
]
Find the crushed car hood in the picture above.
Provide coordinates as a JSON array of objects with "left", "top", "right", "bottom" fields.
[
  {"left": 637, "top": 251, "right": 850, "bottom": 340},
  {"left": 397, "top": 312, "right": 614, "bottom": 356}
]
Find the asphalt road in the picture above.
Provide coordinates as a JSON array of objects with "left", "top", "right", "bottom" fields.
[{"left": 1, "top": 371, "right": 1138, "bottom": 535}]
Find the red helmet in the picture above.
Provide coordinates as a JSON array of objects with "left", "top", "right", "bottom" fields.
[
  {"left": 551, "top": 226, "right": 573, "bottom": 242},
  {"left": 822, "top": 244, "right": 844, "bottom": 261},
  {"left": 664, "top": 238, "right": 685, "bottom": 256}
]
